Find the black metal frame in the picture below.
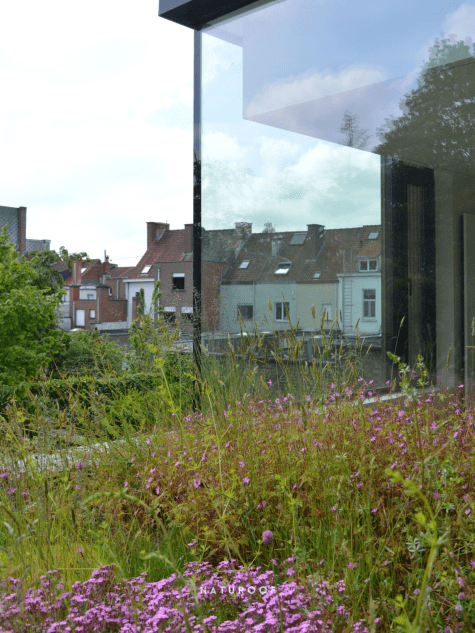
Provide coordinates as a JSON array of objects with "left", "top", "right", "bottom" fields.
[{"left": 159, "top": 0, "right": 274, "bottom": 30}]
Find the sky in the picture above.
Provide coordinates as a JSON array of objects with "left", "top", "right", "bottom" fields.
[
  {"left": 199, "top": 0, "right": 475, "bottom": 233},
  {"left": 0, "top": 1, "right": 194, "bottom": 266},
  {"left": 2, "top": 0, "right": 475, "bottom": 265}
]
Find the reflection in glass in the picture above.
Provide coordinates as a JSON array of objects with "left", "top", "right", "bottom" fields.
[{"left": 199, "top": 0, "right": 475, "bottom": 390}]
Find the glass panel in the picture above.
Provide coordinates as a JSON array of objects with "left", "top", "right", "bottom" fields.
[{"left": 201, "top": 0, "right": 475, "bottom": 393}]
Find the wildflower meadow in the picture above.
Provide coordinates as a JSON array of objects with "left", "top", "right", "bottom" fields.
[{"left": 0, "top": 321, "right": 474, "bottom": 632}]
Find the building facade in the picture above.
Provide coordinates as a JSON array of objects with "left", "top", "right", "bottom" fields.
[{"left": 159, "top": 0, "right": 475, "bottom": 389}]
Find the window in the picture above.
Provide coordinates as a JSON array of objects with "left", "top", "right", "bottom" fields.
[
  {"left": 313, "top": 272, "right": 321, "bottom": 279},
  {"left": 322, "top": 304, "right": 332, "bottom": 320},
  {"left": 80, "top": 288, "right": 97, "bottom": 300},
  {"left": 90, "top": 310, "right": 96, "bottom": 319},
  {"left": 274, "top": 262, "right": 292, "bottom": 275},
  {"left": 363, "top": 289, "right": 376, "bottom": 318},
  {"left": 164, "top": 312, "right": 176, "bottom": 325},
  {"left": 238, "top": 304, "right": 253, "bottom": 320},
  {"left": 141, "top": 265, "right": 152, "bottom": 275},
  {"left": 76, "top": 309, "right": 85, "bottom": 327},
  {"left": 359, "top": 259, "right": 378, "bottom": 272},
  {"left": 275, "top": 302, "right": 290, "bottom": 321},
  {"left": 108, "top": 287, "right": 113, "bottom": 297},
  {"left": 239, "top": 260, "right": 250, "bottom": 269},
  {"left": 289, "top": 232, "right": 307, "bottom": 245},
  {"left": 368, "top": 231, "right": 379, "bottom": 240},
  {"left": 172, "top": 273, "right": 185, "bottom": 290}
]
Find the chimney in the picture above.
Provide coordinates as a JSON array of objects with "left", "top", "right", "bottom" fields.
[
  {"left": 235, "top": 222, "right": 252, "bottom": 239},
  {"left": 72, "top": 260, "right": 82, "bottom": 284},
  {"left": 184, "top": 224, "right": 193, "bottom": 253},
  {"left": 147, "top": 222, "right": 169, "bottom": 249},
  {"left": 307, "top": 224, "right": 325, "bottom": 256},
  {"left": 271, "top": 237, "right": 282, "bottom": 257}
]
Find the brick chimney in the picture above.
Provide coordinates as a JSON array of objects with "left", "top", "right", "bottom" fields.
[
  {"left": 184, "top": 224, "right": 193, "bottom": 253},
  {"left": 72, "top": 260, "right": 82, "bottom": 284},
  {"left": 235, "top": 222, "right": 252, "bottom": 238},
  {"left": 147, "top": 222, "right": 169, "bottom": 249},
  {"left": 271, "top": 237, "right": 282, "bottom": 257},
  {"left": 307, "top": 224, "right": 325, "bottom": 256}
]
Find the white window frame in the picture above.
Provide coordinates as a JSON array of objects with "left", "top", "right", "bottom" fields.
[
  {"left": 76, "top": 309, "right": 85, "bottom": 327},
  {"left": 363, "top": 289, "right": 376, "bottom": 318},
  {"left": 239, "top": 260, "right": 250, "bottom": 269},
  {"left": 359, "top": 258, "right": 379, "bottom": 272},
  {"left": 172, "top": 273, "right": 185, "bottom": 291},
  {"left": 274, "top": 262, "right": 291, "bottom": 275},
  {"left": 89, "top": 309, "right": 96, "bottom": 319},
  {"left": 275, "top": 302, "right": 290, "bottom": 321}
]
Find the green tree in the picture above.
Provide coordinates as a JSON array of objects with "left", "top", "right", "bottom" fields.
[
  {"left": 339, "top": 110, "right": 370, "bottom": 149},
  {"left": 262, "top": 222, "right": 275, "bottom": 233},
  {"left": 375, "top": 36, "right": 475, "bottom": 174},
  {"left": 0, "top": 227, "right": 65, "bottom": 388},
  {"left": 27, "top": 246, "right": 90, "bottom": 298}
]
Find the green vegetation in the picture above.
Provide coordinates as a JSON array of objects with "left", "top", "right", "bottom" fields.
[{"left": 0, "top": 308, "right": 474, "bottom": 631}]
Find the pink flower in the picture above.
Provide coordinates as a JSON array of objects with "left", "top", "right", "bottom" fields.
[
  {"left": 347, "top": 562, "right": 357, "bottom": 569},
  {"left": 193, "top": 478, "right": 201, "bottom": 489},
  {"left": 262, "top": 531, "right": 273, "bottom": 545},
  {"left": 243, "top": 477, "right": 250, "bottom": 485}
]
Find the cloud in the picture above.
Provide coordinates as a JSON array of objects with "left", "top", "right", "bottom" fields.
[
  {"left": 202, "top": 132, "right": 381, "bottom": 232},
  {"left": 0, "top": 0, "right": 194, "bottom": 261},
  {"left": 245, "top": 65, "right": 388, "bottom": 118},
  {"left": 444, "top": 3, "right": 475, "bottom": 43}
]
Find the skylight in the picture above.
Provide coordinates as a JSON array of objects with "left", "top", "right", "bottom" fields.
[
  {"left": 275, "top": 262, "right": 292, "bottom": 275},
  {"left": 368, "top": 231, "right": 379, "bottom": 240},
  {"left": 290, "top": 232, "right": 307, "bottom": 245},
  {"left": 239, "top": 260, "right": 250, "bottom": 269},
  {"left": 141, "top": 265, "right": 152, "bottom": 275},
  {"left": 313, "top": 272, "right": 321, "bottom": 279}
]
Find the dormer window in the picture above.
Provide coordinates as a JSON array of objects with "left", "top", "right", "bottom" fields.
[
  {"left": 141, "top": 265, "right": 152, "bottom": 275},
  {"left": 275, "top": 262, "right": 292, "bottom": 275},
  {"left": 239, "top": 260, "right": 250, "bottom": 269},
  {"left": 359, "top": 259, "right": 378, "bottom": 272},
  {"left": 368, "top": 231, "right": 379, "bottom": 240}
]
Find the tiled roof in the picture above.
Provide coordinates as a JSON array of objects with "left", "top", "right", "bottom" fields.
[
  {"left": 122, "top": 230, "right": 193, "bottom": 279},
  {"left": 222, "top": 225, "right": 381, "bottom": 284},
  {"left": 202, "top": 223, "right": 252, "bottom": 263},
  {"left": 109, "top": 265, "right": 133, "bottom": 278}
]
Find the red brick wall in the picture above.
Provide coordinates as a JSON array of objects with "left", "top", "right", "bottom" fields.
[
  {"left": 202, "top": 261, "right": 226, "bottom": 332},
  {"left": 157, "top": 262, "right": 193, "bottom": 315}
]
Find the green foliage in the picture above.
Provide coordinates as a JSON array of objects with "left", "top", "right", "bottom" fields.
[
  {"left": 0, "top": 227, "right": 64, "bottom": 390},
  {"left": 52, "top": 329, "right": 125, "bottom": 377},
  {"left": 27, "top": 246, "right": 90, "bottom": 299}
]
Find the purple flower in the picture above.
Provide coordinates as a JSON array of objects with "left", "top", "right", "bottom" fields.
[
  {"left": 242, "top": 477, "right": 250, "bottom": 485},
  {"left": 262, "top": 531, "right": 273, "bottom": 545},
  {"left": 193, "top": 478, "right": 201, "bottom": 489}
]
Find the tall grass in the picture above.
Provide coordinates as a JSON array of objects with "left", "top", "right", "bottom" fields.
[{"left": 0, "top": 316, "right": 474, "bottom": 631}]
